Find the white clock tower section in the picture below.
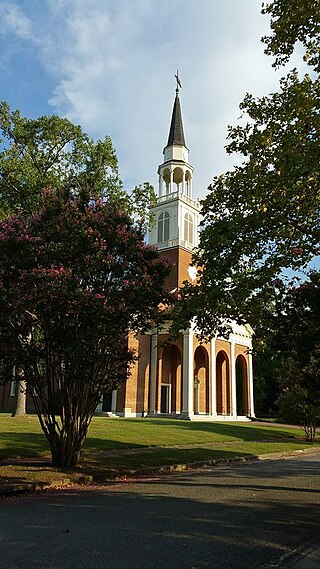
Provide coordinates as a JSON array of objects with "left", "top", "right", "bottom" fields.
[{"left": 149, "top": 76, "right": 200, "bottom": 253}]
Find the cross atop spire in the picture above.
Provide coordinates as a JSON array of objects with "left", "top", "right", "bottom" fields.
[
  {"left": 174, "top": 69, "right": 182, "bottom": 92},
  {"left": 166, "top": 73, "right": 186, "bottom": 148}
]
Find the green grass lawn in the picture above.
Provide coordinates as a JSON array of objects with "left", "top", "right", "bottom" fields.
[
  {"left": 0, "top": 413, "right": 316, "bottom": 461},
  {"left": 0, "top": 414, "right": 319, "bottom": 488}
]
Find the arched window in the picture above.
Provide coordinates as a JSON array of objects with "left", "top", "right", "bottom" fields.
[
  {"left": 158, "top": 211, "right": 170, "bottom": 242},
  {"left": 184, "top": 213, "right": 194, "bottom": 244}
]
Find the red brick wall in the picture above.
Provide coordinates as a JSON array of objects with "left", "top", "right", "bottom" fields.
[
  {"left": 124, "top": 333, "right": 150, "bottom": 414},
  {"left": 177, "top": 248, "right": 193, "bottom": 287},
  {"left": 159, "top": 246, "right": 193, "bottom": 290},
  {"left": 0, "top": 383, "right": 36, "bottom": 413},
  {"left": 159, "top": 248, "right": 179, "bottom": 291}
]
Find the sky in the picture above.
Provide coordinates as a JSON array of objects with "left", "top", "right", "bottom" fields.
[{"left": 0, "top": 0, "right": 305, "bottom": 200}]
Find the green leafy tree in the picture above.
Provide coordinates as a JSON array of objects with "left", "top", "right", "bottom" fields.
[
  {"left": 0, "top": 191, "right": 171, "bottom": 467},
  {"left": 252, "top": 338, "right": 282, "bottom": 416},
  {"left": 262, "top": 0, "right": 320, "bottom": 72},
  {"left": 0, "top": 102, "right": 116, "bottom": 214},
  {"left": 275, "top": 273, "right": 320, "bottom": 440},
  {"left": 0, "top": 103, "right": 156, "bottom": 226},
  {"left": 173, "top": 0, "right": 319, "bottom": 337}
]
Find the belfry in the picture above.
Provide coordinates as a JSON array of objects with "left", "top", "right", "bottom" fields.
[{"left": 149, "top": 72, "right": 200, "bottom": 291}]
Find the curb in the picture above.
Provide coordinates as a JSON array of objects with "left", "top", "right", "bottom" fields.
[
  {"left": 1, "top": 446, "right": 319, "bottom": 497},
  {"left": 0, "top": 473, "right": 94, "bottom": 497}
]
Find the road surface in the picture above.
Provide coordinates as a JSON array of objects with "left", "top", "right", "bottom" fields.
[{"left": 1, "top": 452, "right": 319, "bottom": 568}]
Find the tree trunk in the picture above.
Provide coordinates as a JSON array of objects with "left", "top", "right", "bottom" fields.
[
  {"left": 303, "top": 418, "right": 316, "bottom": 443},
  {"left": 45, "top": 417, "right": 92, "bottom": 469},
  {"left": 11, "top": 378, "right": 27, "bottom": 417},
  {"left": 49, "top": 434, "right": 82, "bottom": 469},
  {"left": 34, "top": 386, "right": 98, "bottom": 469}
]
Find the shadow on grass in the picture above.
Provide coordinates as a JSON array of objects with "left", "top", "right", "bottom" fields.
[
  {"left": 83, "top": 437, "right": 148, "bottom": 453},
  {"left": 0, "top": 431, "right": 148, "bottom": 462},
  {"left": 0, "top": 445, "right": 256, "bottom": 489},
  {"left": 132, "top": 419, "right": 301, "bottom": 441},
  {"left": 0, "top": 417, "right": 315, "bottom": 465},
  {"left": 81, "top": 447, "right": 257, "bottom": 473},
  {"left": 1, "top": 440, "right": 319, "bottom": 490},
  {"left": 0, "top": 432, "right": 49, "bottom": 460}
]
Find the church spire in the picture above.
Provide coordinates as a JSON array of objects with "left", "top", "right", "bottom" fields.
[
  {"left": 166, "top": 70, "right": 186, "bottom": 148},
  {"left": 149, "top": 72, "right": 200, "bottom": 254},
  {"left": 159, "top": 72, "right": 193, "bottom": 198}
]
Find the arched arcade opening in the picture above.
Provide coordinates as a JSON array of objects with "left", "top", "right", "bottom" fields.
[
  {"left": 216, "top": 350, "right": 231, "bottom": 415},
  {"left": 159, "top": 344, "right": 182, "bottom": 414},
  {"left": 194, "top": 346, "right": 210, "bottom": 414},
  {"left": 236, "top": 354, "right": 249, "bottom": 416}
]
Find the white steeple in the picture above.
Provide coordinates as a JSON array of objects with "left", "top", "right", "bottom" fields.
[{"left": 149, "top": 73, "right": 200, "bottom": 252}]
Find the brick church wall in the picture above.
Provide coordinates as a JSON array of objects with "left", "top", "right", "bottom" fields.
[
  {"left": 0, "top": 383, "right": 35, "bottom": 414},
  {"left": 123, "top": 333, "right": 151, "bottom": 415},
  {"left": 159, "top": 246, "right": 194, "bottom": 291},
  {"left": 177, "top": 248, "right": 194, "bottom": 286}
]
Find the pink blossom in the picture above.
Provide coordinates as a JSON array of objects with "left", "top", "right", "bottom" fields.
[{"left": 94, "top": 293, "right": 105, "bottom": 300}]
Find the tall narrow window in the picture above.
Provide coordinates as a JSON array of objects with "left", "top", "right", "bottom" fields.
[
  {"left": 158, "top": 211, "right": 170, "bottom": 242},
  {"left": 184, "top": 213, "right": 194, "bottom": 244},
  {"left": 10, "top": 380, "right": 17, "bottom": 397},
  {"left": 10, "top": 365, "right": 17, "bottom": 396}
]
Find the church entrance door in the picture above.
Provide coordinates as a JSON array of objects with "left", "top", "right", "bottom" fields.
[
  {"left": 102, "top": 392, "right": 112, "bottom": 412},
  {"left": 160, "top": 384, "right": 171, "bottom": 414}
]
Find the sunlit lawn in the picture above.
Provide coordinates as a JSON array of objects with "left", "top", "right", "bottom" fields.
[
  {"left": 0, "top": 413, "right": 315, "bottom": 462},
  {"left": 0, "top": 413, "right": 319, "bottom": 489}
]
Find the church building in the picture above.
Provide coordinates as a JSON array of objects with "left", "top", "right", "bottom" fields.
[
  {"left": 0, "top": 80, "right": 255, "bottom": 420},
  {"left": 97, "top": 80, "right": 255, "bottom": 421}
]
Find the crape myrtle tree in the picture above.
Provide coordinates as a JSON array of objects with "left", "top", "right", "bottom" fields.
[
  {"left": 0, "top": 191, "right": 171, "bottom": 467},
  {"left": 172, "top": 0, "right": 319, "bottom": 338},
  {"left": 0, "top": 104, "right": 158, "bottom": 421}
]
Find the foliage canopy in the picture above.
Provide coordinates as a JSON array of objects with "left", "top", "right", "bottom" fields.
[
  {"left": 0, "top": 105, "right": 168, "bottom": 466},
  {"left": 173, "top": 0, "right": 320, "bottom": 337},
  {"left": 0, "top": 102, "right": 156, "bottom": 230},
  {"left": 0, "top": 191, "right": 170, "bottom": 467},
  {"left": 275, "top": 273, "right": 320, "bottom": 440}
]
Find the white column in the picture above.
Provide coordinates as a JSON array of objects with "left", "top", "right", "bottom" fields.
[
  {"left": 111, "top": 389, "right": 117, "bottom": 414},
  {"left": 182, "top": 329, "right": 194, "bottom": 419},
  {"left": 230, "top": 341, "right": 237, "bottom": 417},
  {"left": 182, "top": 170, "right": 186, "bottom": 195},
  {"left": 210, "top": 338, "right": 217, "bottom": 417},
  {"left": 149, "top": 334, "right": 158, "bottom": 415},
  {"left": 189, "top": 175, "right": 192, "bottom": 197},
  {"left": 159, "top": 174, "right": 163, "bottom": 197},
  {"left": 194, "top": 211, "right": 199, "bottom": 247},
  {"left": 170, "top": 169, "right": 174, "bottom": 194},
  {"left": 248, "top": 351, "right": 255, "bottom": 417},
  {"left": 179, "top": 203, "right": 183, "bottom": 244}
]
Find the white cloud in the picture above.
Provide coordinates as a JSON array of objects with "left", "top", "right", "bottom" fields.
[
  {"left": 0, "top": 2, "right": 32, "bottom": 39},
  {"left": 0, "top": 0, "right": 309, "bottom": 199}
]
